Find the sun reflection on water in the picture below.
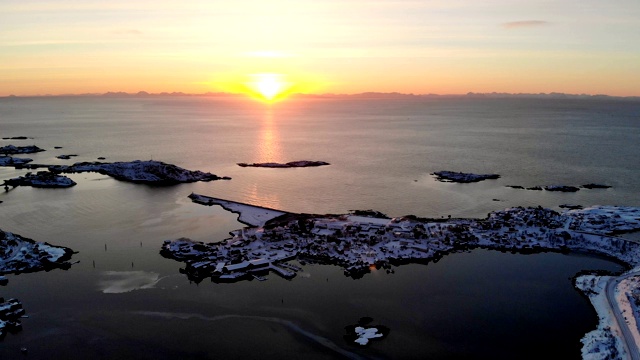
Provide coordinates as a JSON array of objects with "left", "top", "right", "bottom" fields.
[
  {"left": 241, "top": 108, "right": 283, "bottom": 209},
  {"left": 258, "top": 108, "right": 282, "bottom": 163}
]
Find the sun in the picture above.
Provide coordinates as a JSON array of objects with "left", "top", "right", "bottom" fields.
[{"left": 248, "top": 73, "right": 290, "bottom": 102}]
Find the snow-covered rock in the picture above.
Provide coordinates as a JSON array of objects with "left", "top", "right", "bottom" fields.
[
  {"left": 168, "top": 196, "right": 640, "bottom": 286},
  {"left": 0, "top": 229, "right": 75, "bottom": 275},
  {"left": 0, "top": 156, "right": 32, "bottom": 166},
  {"left": 0, "top": 298, "right": 25, "bottom": 339},
  {"left": 49, "top": 160, "right": 228, "bottom": 185},
  {"left": 0, "top": 145, "right": 44, "bottom": 155},
  {"left": 4, "top": 171, "right": 76, "bottom": 188}
]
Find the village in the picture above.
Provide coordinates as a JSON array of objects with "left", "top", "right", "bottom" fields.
[
  {"left": 161, "top": 194, "right": 640, "bottom": 284},
  {"left": 161, "top": 196, "right": 640, "bottom": 357}
]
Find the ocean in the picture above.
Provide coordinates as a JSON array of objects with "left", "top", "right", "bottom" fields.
[{"left": 0, "top": 95, "right": 638, "bottom": 359}]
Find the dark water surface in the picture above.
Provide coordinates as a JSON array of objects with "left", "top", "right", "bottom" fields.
[{"left": 0, "top": 96, "right": 638, "bottom": 358}]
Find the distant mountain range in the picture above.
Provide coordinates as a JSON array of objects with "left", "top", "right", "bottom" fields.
[{"left": 3, "top": 91, "right": 639, "bottom": 100}]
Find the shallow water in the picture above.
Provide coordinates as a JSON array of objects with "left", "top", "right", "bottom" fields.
[{"left": 0, "top": 96, "right": 638, "bottom": 358}]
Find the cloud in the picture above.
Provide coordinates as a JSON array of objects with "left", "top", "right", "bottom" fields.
[{"left": 502, "top": 20, "right": 549, "bottom": 29}]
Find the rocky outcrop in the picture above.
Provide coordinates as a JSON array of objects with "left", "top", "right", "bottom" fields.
[
  {"left": 0, "top": 156, "right": 32, "bottom": 167},
  {"left": 56, "top": 154, "right": 78, "bottom": 160},
  {"left": 49, "top": 160, "right": 228, "bottom": 185},
  {"left": 1, "top": 136, "right": 29, "bottom": 140},
  {"left": 238, "top": 160, "right": 330, "bottom": 168},
  {"left": 432, "top": 171, "right": 500, "bottom": 183},
  {"left": 544, "top": 185, "right": 580, "bottom": 192},
  {"left": 0, "top": 145, "right": 44, "bottom": 155},
  {"left": 581, "top": 183, "right": 612, "bottom": 189},
  {"left": 3, "top": 172, "right": 76, "bottom": 188},
  {"left": 0, "top": 298, "right": 25, "bottom": 339},
  {"left": 0, "top": 229, "right": 75, "bottom": 275}
]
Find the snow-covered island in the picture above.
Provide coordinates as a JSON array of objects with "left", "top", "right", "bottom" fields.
[
  {"left": 0, "top": 298, "right": 25, "bottom": 339},
  {"left": 55, "top": 154, "right": 78, "bottom": 160},
  {"left": 163, "top": 197, "right": 640, "bottom": 282},
  {"left": 3, "top": 171, "right": 76, "bottom": 189},
  {"left": 0, "top": 145, "right": 44, "bottom": 155},
  {"left": 48, "top": 160, "right": 229, "bottom": 185},
  {"left": 431, "top": 171, "right": 500, "bottom": 183},
  {"left": 0, "top": 156, "right": 32, "bottom": 167},
  {"left": 1, "top": 229, "right": 75, "bottom": 276},
  {"left": 1, "top": 230, "right": 75, "bottom": 340},
  {"left": 237, "top": 160, "right": 330, "bottom": 168},
  {"left": 507, "top": 184, "right": 612, "bottom": 192},
  {"left": 162, "top": 195, "right": 640, "bottom": 359}
]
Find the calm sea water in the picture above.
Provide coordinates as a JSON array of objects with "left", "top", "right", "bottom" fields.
[{"left": 0, "top": 95, "right": 638, "bottom": 359}]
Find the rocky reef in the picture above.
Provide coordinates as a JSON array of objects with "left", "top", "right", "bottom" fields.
[
  {"left": 238, "top": 160, "right": 330, "bottom": 168},
  {"left": 507, "top": 184, "right": 611, "bottom": 192},
  {"left": 431, "top": 171, "right": 500, "bottom": 183}
]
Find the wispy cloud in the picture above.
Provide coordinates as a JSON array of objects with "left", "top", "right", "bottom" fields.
[{"left": 502, "top": 20, "right": 550, "bottom": 29}]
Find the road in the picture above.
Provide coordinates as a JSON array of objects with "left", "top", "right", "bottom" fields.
[{"left": 606, "top": 273, "right": 640, "bottom": 360}]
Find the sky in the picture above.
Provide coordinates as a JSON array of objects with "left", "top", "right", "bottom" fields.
[{"left": 1, "top": 0, "right": 639, "bottom": 97}]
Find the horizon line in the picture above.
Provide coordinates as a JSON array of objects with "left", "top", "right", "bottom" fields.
[{"left": 2, "top": 90, "right": 639, "bottom": 100}]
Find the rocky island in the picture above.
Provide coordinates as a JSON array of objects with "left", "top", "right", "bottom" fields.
[
  {"left": 0, "top": 156, "right": 32, "bottom": 167},
  {"left": 237, "top": 160, "right": 330, "bottom": 168},
  {"left": 48, "top": 160, "right": 229, "bottom": 185},
  {"left": 0, "top": 298, "right": 25, "bottom": 339},
  {"left": 544, "top": 185, "right": 581, "bottom": 192},
  {"left": 431, "top": 171, "right": 500, "bottom": 183},
  {"left": 3, "top": 171, "right": 76, "bottom": 189},
  {"left": 55, "top": 154, "right": 78, "bottom": 160},
  {"left": 0, "top": 230, "right": 75, "bottom": 340},
  {"left": 581, "top": 183, "right": 612, "bottom": 189},
  {"left": 1, "top": 229, "right": 75, "bottom": 276},
  {"left": 507, "top": 184, "right": 612, "bottom": 192},
  {"left": 0, "top": 145, "right": 44, "bottom": 155},
  {"left": 1, "top": 136, "right": 30, "bottom": 140}
]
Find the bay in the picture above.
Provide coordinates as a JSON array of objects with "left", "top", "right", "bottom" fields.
[{"left": 0, "top": 95, "right": 638, "bottom": 358}]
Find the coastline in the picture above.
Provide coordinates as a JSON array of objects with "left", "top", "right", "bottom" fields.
[{"left": 163, "top": 195, "right": 640, "bottom": 358}]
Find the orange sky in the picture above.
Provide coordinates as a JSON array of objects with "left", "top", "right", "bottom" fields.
[{"left": 1, "top": 0, "right": 639, "bottom": 97}]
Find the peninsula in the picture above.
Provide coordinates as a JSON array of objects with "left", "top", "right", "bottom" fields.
[{"left": 162, "top": 194, "right": 640, "bottom": 359}]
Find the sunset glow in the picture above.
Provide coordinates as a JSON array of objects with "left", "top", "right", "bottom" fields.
[{"left": 0, "top": 1, "right": 639, "bottom": 96}]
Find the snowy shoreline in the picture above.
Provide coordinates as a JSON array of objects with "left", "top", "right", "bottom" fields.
[
  {"left": 0, "top": 229, "right": 75, "bottom": 276},
  {"left": 163, "top": 195, "right": 640, "bottom": 358}
]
